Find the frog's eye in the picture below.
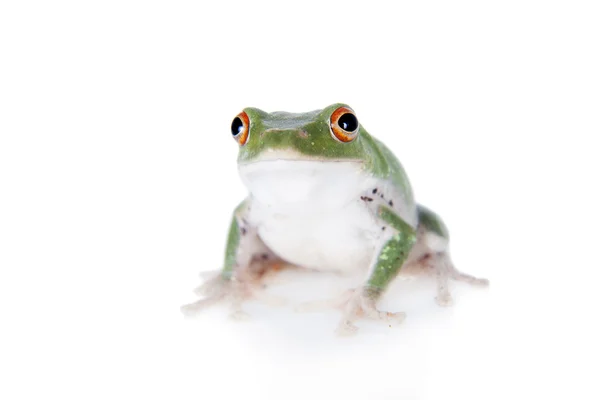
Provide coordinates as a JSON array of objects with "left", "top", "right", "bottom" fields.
[
  {"left": 329, "top": 106, "right": 359, "bottom": 143},
  {"left": 231, "top": 111, "right": 250, "bottom": 146}
]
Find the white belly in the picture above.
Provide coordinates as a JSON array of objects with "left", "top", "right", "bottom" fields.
[
  {"left": 255, "top": 201, "right": 382, "bottom": 272},
  {"left": 238, "top": 157, "right": 385, "bottom": 273}
]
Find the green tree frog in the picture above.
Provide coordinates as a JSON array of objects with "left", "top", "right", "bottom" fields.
[{"left": 182, "top": 103, "right": 488, "bottom": 334}]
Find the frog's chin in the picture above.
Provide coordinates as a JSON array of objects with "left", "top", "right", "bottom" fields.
[{"left": 238, "top": 156, "right": 370, "bottom": 211}]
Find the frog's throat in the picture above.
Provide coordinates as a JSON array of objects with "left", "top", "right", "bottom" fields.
[{"left": 237, "top": 157, "right": 370, "bottom": 210}]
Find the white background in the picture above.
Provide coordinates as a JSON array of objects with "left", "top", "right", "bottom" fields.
[{"left": 1, "top": 1, "right": 599, "bottom": 399}]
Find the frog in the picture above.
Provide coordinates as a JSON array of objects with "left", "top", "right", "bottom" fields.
[{"left": 181, "top": 103, "right": 488, "bottom": 334}]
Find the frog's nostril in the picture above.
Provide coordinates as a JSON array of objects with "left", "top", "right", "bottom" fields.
[{"left": 297, "top": 129, "right": 309, "bottom": 138}]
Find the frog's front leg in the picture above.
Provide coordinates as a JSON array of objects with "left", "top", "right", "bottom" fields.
[
  {"left": 181, "top": 199, "right": 283, "bottom": 319},
  {"left": 337, "top": 205, "right": 417, "bottom": 335}
]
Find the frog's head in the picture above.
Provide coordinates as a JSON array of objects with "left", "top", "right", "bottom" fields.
[
  {"left": 232, "top": 103, "right": 369, "bottom": 164},
  {"left": 229, "top": 104, "right": 382, "bottom": 208}
]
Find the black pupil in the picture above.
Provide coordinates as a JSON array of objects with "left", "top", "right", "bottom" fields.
[
  {"left": 231, "top": 117, "right": 244, "bottom": 136},
  {"left": 338, "top": 113, "right": 358, "bottom": 132}
]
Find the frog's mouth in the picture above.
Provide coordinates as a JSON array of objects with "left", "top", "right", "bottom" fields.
[{"left": 238, "top": 151, "right": 368, "bottom": 209}]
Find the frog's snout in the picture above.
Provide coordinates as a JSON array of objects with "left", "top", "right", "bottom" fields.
[{"left": 261, "top": 128, "right": 309, "bottom": 139}]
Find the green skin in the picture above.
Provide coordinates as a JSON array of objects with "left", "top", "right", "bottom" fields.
[
  {"left": 220, "top": 103, "right": 448, "bottom": 299},
  {"left": 238, "top": 103, "right": 413, "bottom": 196}
]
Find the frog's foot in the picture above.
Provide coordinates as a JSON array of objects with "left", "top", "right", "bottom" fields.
[
  {"left": 182, "top": 275, "right": 253, "bottom": 319},
  {"left": 450, "top": 267, "right": 489, "bottom": 287},
  {"left": 421, "top": 252, "right": 489, "bottom": 307},
  {"left": 336, "top": 288, "right": 406, "bottom": 336},
  {"left": 296, "top": 288, "right": 405, "bottom": 335},
  {"left": 192, "top": 266, "right": 280, "bottom": 297},
  {"left": 182, "top": 270, "right": 287, "bottom": 319},
  {"left": 193, "top": 271, "right": 231, "bottom": 297}
]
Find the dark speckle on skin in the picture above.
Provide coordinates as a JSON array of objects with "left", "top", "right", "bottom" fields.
[
  {"left": 388, "top": 200, "right": 394, "bottom": 207},
  {"left": 372, "top": 188, "right": 378, "bottom": 194},
  {"left": 241, "top": 227, "right": 247, "bottom": 235},
  {"left": 261, "top": 253, "right": 269, "bottom": 260},
  {"left": 360, "top": 196, "right": 373, "bottom": 202},
  {"left": 381, "top": 226, "right": 386, "bottom": 231}
]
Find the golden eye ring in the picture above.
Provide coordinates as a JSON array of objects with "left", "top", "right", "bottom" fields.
[
  {"left": 231, "top": 111, "right": 250, "bottom": 146},
  {"left": 329, "top": 106, "right": 359, "bottom": 143}
]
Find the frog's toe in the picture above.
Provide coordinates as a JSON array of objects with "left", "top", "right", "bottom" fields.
[
  {"left": 182, "top": 278, "right": 242, "bottom": 316},
  {"left": 183, "top": 274, "right": 288, "bottom": 318},
  {"left": 335, "top": 319, "right": 360, "bottom": 336},
  {"left": 335, "top": 288, "right": 406, "bottom": 335},
  {"left": 452, "top": 271, "right": 489, "bottom": 287},
  {"left": 364, "top": 308, "right": 407, "bottom": 323},
  {"left": 180, "top": 294, "right": 225, "bottom": 316},
  {"left": 422, "top": 251, "right": 489, "bottom": 307},
  {"left": 435, "top": 292, "right": 454, "bottom": 307},
  {"left": 193, "top": 275, "right": 225, "bottom": 296}
]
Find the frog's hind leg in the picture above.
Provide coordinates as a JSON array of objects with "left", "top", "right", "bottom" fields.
[{"left": 412, "top": 205, "right": 489, "bottom": 307}]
